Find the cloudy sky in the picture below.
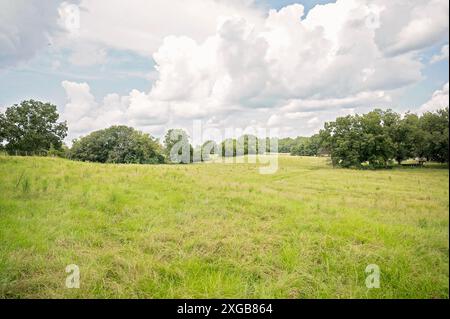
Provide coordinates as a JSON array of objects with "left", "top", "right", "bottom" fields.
[{"left": 0, "top": 0, "right": 448, "bottom": 143}]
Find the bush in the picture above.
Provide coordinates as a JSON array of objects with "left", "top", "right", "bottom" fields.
[{"left": 70, "top": 126, "right": 165, "bottom": 164}]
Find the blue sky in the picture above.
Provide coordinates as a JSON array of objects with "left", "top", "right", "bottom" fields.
[
  {"left": 0, "top": 0, "right": 448, "bottom": 141},
  {"left": 0, "top": 48, "right": 153, "bottom": 108},
  {"left": 261, "top": 0, "right": 335, "bottom": 11},
  {"left": 2, "top": 0, "right": 340, "bottom": 106}
]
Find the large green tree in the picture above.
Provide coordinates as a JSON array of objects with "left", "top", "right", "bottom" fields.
[
  {"left": 70, "top": 125, "right": 164, "bottom": 164},
  {"left": 0, "top": 100, "right": 67, "bottom": 154},
  {"left": 389, "top": 112, "right": 424, "bottom": 164},
  {"left": 318, "top": 107, "right": 449, "bottom": 167},
  {"left": 320, "top": 114, "right": 364, "bottom": 167},
  {"left": 319, "top": 109, "right": 397, "bottom": 168},
  {"left": 420, "top": 107, "right": 449, "bottom": 163},
  {"left": 359, "top": 109, "right": 396, "bottom": 167}
]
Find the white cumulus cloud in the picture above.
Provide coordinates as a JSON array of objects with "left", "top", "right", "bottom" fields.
[
  {"left": 419, "top": 82, "right": 449, "bottom": 113},
  {"left": 56, "top": 0, "right": 262, "bottom": 56},
  {"left": 61, "top": 80, "right": 170, "bottom": 141},
  {"left": 0, "top": 0, "right": 66, "bottom": 69},
  {"left": 430, "top": 44, "right": 449, "bottom": 64},
  {"left": 58, "top": 0, "right": 449, "bottom": 139}
]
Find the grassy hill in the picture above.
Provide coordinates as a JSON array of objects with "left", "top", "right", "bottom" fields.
[{"left": 0, "top": 155, "right": 448, "bottom": 298}]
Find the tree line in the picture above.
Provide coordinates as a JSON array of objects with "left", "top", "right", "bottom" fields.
[
  {"left": 1, "top": 100, "right": 448, "bottom": 168},
  {"left": 278, "top": 108, "right": 449, "bottom": 168}
]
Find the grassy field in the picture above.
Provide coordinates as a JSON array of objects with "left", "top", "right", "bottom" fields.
[{"left": 0, "top": 155, "right": 448, "bottom": 298}]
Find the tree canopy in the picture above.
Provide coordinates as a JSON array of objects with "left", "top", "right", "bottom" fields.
[
  {"left": 277, "top": 136, "right": 309, "bottom": 153},
  {"left": 290, "top": 134, "right": 322, "bottom": 156},
  {"left": 420, "top": 108, "right": 449, "bottom": 163},
  {"left": 70, "top": 125, "right": 164, "bottom": 164},
  {"left": 0, "top": 100, "right": 67, "bottom": 154},
  {"left": 318, "top": 108, "right": 449, "bottom": 168},
  {"left": 1, "top": 99, "right": 447, "bottom": 169},
  {"left": 220, "top": 135, "right": 268, "bottom": 157}
]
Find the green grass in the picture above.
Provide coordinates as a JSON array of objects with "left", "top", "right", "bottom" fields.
[{"left": 0, "top": 155, "right": 448, "bottom": 298}]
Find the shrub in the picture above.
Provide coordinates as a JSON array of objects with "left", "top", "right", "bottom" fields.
[{"left": 70, "top": 126, "right": 164, "bottom": 164}]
